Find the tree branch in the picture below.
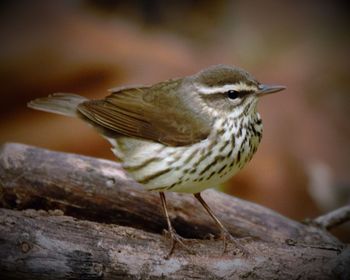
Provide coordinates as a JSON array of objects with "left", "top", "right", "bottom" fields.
[
  {"left": 0, "top": 143, "right": 349, "bottom": 279},
  {"left": 314, "top": 205, "right": 350, "bottom": 230}
]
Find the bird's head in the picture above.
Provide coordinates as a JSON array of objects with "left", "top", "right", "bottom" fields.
[{"left": 186, "top": 64, "right": 285, "bottom": 118}]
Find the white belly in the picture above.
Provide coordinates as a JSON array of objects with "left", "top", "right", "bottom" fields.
[{"left": 107, "top": 115, "right": 262, "bottom": 193}]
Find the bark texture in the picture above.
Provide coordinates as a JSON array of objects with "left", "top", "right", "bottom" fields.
[{"left": 0, "top": 143, "right": 349, "bottom": 279}]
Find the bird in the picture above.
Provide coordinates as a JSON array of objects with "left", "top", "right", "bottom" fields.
[{"left": 28, "top": 64, "right": 285, "bottom": 257}]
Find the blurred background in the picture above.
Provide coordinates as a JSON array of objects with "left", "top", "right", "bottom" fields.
[{"left": 0, "top": 0, "right": 349, "bottom": 240}]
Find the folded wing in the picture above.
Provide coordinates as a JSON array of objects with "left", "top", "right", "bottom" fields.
[{"left": 77, "top": 81, "right": 211, "bottom": 146}]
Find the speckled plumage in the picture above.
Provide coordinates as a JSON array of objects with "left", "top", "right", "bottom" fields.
[
  {"left": 28, "top": 64, "right": 285, "bottom": 257},
  {"left": 110, "top": 98, "right": 262, "bottom": 193}
]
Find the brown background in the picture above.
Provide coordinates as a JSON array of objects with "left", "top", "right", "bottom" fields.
[{"left": 1, "top": 0, "right": 349, "bottom": 240}]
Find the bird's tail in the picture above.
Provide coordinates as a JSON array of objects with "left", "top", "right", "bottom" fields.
[{"left": 27, "top": 93, "right": 88, "bottom": 117}]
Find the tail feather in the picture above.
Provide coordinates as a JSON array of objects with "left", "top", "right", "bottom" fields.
[{"left": 27, "top": 93, "right": 88, "bottom": 117}]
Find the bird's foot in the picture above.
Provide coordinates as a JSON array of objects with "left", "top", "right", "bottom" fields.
[
  {"left": 219, "top": 229, "right": 248, "bottom": 256},
  {"left": 163, "top": 229, "right": 195, "bottom": 259}
]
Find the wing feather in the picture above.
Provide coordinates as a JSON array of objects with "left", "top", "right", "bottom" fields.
[{"left": 77, "top": 82, "right": 211, "bottom": 146}]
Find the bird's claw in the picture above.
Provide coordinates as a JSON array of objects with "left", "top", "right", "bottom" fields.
[
  {"left": 163, "top": 229, "right": 195, "bottom": 259},
  {"left": 219, "top": 229, "right": 248, "bottom": 256}
]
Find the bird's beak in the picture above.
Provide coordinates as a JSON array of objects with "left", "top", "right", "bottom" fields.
[{"left": 256, "top": 84, "right": 286, "bottom": 96}]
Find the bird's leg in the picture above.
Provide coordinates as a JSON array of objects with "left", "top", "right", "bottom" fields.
[
  {"left": 194, "top": 192, "right": 246, "bottom": 255},
  {"left": 159, "top": 192, "right": 194, "bottom": 258}
]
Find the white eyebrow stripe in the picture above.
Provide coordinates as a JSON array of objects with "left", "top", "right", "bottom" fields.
[{"left": 195, "top": 82, "right": 257, "bottom": 95}]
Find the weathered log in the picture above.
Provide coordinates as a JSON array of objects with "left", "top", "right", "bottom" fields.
[{"left": 0, "top": 143, "right": 349, "bottom": 279}]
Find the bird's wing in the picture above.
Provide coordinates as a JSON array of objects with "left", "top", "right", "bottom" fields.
[{"left": 77, "top": 81, "right": 211, "bottom": 146}]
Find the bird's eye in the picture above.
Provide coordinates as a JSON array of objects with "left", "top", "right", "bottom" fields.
[{"left": 227, "top": 90, "right": 239, "bottom": 100}]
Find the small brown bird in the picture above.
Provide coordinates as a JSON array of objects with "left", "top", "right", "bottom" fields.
[{"left": 28, "top": 64, "right": 285, "bottom": 257}]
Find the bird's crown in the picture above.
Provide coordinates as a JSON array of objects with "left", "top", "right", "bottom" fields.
[{"left": 187, "top": 64, "right": 285, "bottom": 100}]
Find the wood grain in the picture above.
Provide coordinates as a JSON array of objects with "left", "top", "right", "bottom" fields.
[{"left": 0, "top": 143, "right": 349, "bottom": 279}]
